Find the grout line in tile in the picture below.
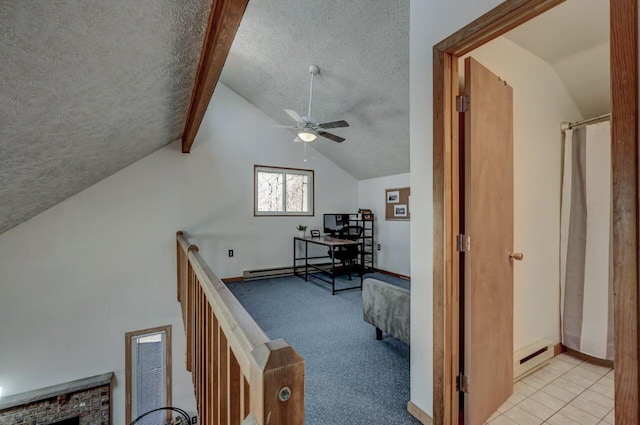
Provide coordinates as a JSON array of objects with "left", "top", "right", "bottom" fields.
[{"left": 489, "top": 353, "right": 614, "bottom": 424}]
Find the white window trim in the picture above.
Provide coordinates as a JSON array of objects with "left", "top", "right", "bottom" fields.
[{"left": 254, "top": 165, "right": 314, "bottom": 216}]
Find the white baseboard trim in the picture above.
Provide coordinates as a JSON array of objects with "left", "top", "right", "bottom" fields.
[
  {"left": 376, "top": 268, "right": 411, "bottom": 280},
  {"left": 407, "top": 401, "right": 433, "bottom": 425}
]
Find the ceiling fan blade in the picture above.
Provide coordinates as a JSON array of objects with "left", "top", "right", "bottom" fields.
[
  {"left": 284, "top": 109, "right": 304, "bottom": 123},
  {"left": 318, "top": 131, "right": 345, "bottom": 143},
  {"left": 319, "top": 120, "right": 349, "bottom": 129}
]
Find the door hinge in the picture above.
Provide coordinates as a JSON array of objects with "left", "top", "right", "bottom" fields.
[
  {"left": 456, "top": 373, "right": 470, "bottom": 393},
  {"left": 456, "top": 95, "right": 470, "bottom": 112},
  {"left": 456, "top": 234, "right": 470, "bottom": 252}
]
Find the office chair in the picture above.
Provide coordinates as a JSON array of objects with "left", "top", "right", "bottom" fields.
[{"left": 329, "top": 225, "right": 364, "bottom": 280}]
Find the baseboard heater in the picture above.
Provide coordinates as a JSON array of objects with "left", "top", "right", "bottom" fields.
[
  {"left": 243, "top": 263, "right": 332, "bottom": 281},
  {"left": 513, "top": 339, "right": 554, "bottom": 382}
]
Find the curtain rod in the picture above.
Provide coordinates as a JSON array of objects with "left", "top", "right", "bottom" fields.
[{"left": 561, "top": 113, "right": 611, "bottom": 131}]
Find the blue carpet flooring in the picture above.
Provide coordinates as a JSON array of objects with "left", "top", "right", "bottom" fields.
[{"left": 227, "top": 272, "right": 419, "bottom": 425}]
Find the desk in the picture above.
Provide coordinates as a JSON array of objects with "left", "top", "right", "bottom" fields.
[{"left": 293, "top": 236, "right": 364, "bottom": 295}]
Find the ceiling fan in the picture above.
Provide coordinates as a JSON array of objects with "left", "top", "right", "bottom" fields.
[{"left": 276, "top": 64, "right": 349, "bottom": 143}]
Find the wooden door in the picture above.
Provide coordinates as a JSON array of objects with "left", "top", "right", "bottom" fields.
[{"left": 462, "top": 57, "right": 514, "bottom": 425}]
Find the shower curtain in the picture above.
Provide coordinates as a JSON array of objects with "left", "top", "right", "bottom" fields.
[{"left": 560, "top": 120, "right": 613, "bottom": 361}]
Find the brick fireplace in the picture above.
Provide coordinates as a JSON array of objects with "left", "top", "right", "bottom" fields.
[{"left": 0, "top": 373, "right": 113, "bottom": 425}]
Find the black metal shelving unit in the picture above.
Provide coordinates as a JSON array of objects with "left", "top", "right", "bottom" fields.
[{"left": 349, "top": 213, "right": 375, "bottom": 273}]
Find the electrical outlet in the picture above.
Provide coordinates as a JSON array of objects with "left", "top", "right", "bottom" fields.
[
  {"left": 377, "top": 244, "right": 381, "bottom": 251},
  {"left": 191, "top": 416, "right": 198, "bottom": 424},
  {"left": 228, "top": 249, "right": 234, "bottom": 257}
]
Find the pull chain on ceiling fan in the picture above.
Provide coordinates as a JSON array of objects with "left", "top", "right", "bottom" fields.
[{"left": 276, "top": 64, "right": 350, "bottom": 144}]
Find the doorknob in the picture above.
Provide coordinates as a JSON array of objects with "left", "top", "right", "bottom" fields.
[{"left": 509, "top": 252, "right": 524, "bottom": 261}]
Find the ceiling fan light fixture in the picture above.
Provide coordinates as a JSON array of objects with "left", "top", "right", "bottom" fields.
[
  {"left": 298, "top": 130, "right": 317, "bottom": 142},
  {"left": 280, "top": 64, "right": 349, "bottom": 147}
]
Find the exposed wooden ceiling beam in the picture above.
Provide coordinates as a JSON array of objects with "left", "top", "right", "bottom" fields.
[{"left": 182, "top": 0, "right": 249, "bottom": 153}]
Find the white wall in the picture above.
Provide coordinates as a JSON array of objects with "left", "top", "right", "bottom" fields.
[
  {"left": 0, "top": 83, "right": 358, "bottom": 423},
  {"left": 182, "top": 90, "right": 359, "bottom": 274},
  {"left": 464, "top": 37, "right": 583, "bottom": 352},
  {"left": 410, "top": 1, "right": 508, "bottom": 414},
  {"left": 358, "top": 173, "right": 410, "bottom": 276}
]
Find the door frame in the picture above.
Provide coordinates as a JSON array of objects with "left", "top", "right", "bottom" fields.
[{"left": 432, "top": 0, "right": 639, "bottom": 424}]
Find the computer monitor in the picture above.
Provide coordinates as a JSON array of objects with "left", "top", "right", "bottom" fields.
[{"left": 323, "top": 213, "right": 350, "bottom": 236}]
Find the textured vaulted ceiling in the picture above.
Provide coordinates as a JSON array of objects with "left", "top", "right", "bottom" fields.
[
  {"left": 0, "top": 1, "right": 211, "bottom": 235},
  {"left": 0, "top": 0, "right": 609, "bottom": 237},
  {"left": 219, "top": 0, "right": 410, "bottom": 181}
]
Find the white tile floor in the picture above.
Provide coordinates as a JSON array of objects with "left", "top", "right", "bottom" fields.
[{"left": 485, "top": 352, "right": 614, "bottom": 425}]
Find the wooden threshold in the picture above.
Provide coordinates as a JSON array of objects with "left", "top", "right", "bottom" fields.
[
  {"left": 181, "top": 0, "right": 249, "bottom": 153},
  {"left": 408, "top": 401, "right": 434, "bottom": 425}
]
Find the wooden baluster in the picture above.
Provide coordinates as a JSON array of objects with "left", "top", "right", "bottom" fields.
[
  {"left": 202, "top": 286, "right": 206, "bottom": 417},
  {"left": 200, "top": 285, "right": 205, "bottom": 410},
  {"left": 207, "top": 302, "right": 213, "bottom": 424},
  {"left": 203, "top": 299, "right": 209, "bottom": 425},
  {"left": 176, "top": 233, "right": 182, "bottom": 303},
  {"left": 185, "top": 244, "right": 199, "bottom": 374},
  {"left": 212, "top": 314, "right": 219, "bottom": 424},
  {"left": 229, "top": 350, "right": 241, "bottom": 425},
  {"left": 186, "top": 263, "right": 194, "bottom": 372},
  {"left": 239, "top": 372, "right": 244, "bottom": 422},
  {"left": 243, "top": 377, "right": 250, "bottom": 420},
  {"left": 196, "top": 284, "right": 201, "bottom": 408},
  {"left": 200, "top": 285, "right": 206, "bottom": 418},
  {"left": 219, "top": 331, "right": 228, "bottom": 424},
  {"left": 182, "top": 250, "right": 188, "bottom": 318},
  {"left": 206, "top": 306, "right": 213, "bottom": 425}
]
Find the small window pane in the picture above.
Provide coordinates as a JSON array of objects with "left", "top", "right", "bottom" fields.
[
  {"left": 257, "top": 171, "right": 284, "bottom": 212},
  {"left": 135, "top": 333, "right": 165, "bottom": 423},
  {"left": 254, "top": 166, "right": 313, "bottom": 216},
  {"left": 286, "top": 174, "right": 308, "bottom": 212}
]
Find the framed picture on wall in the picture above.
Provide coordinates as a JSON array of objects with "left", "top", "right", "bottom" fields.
[
  {"left": 394, "top": 204, "right": 407, "bottom": 217},
  {"left": 387, "top": 190, "right": 400, "bottom": 203}
]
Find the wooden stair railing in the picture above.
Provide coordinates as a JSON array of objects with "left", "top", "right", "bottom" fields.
[{"left": 176, "top": 231, "right": 305, "bottom": 425}]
